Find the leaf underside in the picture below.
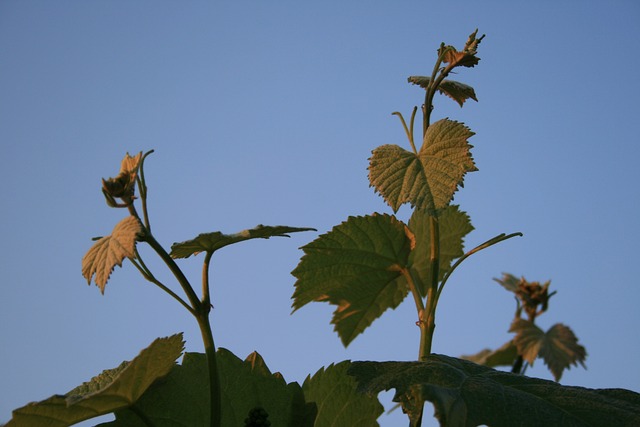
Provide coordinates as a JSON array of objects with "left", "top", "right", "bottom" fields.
[
  {"left": 6, "top": 334, "right": 184, "bottom": 427},
  {"left": 170, "top": 224, "right": 315, "bottom": 258},
  {"left": 368, "top": 118, "right": 477, "bottom": 212},
  {"left": 348, "top": 354, "right": 640, "bottom": 427},
  {"left": 302, "top": 361, "right": 383, "bottom": 427},
  {"left": 408, "top": 76, "right": 478, "bottom": 107},
  {"left": 291, "top": 214, "right": 413, "bottom": 346},
  {"left": 510, "top": 318, "right": 587, "bottom": 381}
]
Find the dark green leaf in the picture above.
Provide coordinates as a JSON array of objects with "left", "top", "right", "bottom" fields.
[
  {"left": 7, "top": 334, "right": 184, "bottom": 427},
  {"left": 302, "top": 361, "right": 383, "bottom": 427},
  {"left": 348, "top": 354, "right": 640, "bottom": 427},
  {"left": 100, "top": 349, "right": 316, "bottom": 427},
  {"left": 368, "top": 119, "right": 477, "bottom": 212},
  {"left": 170, "top": 224, "right": 315, "bottom": 258},
  {"left": 291, "top": 214, "right": 413, "bottom": 346},
  {"left": 510, "top": 319, "right": 587, "bottom": 381},
  {"left": 408, "top": 76, "right": 478, "bottom": 107},
  {"left": 407, "top": 206, "right": 474, "bottom": 296}
]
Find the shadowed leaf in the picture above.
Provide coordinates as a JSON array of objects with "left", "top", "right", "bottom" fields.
[
  {"left": 81, "top": 216, "right": 142, "bottom": 293},
  {"left": 348, "top": 354, "right": 640, "bottom": 427},
  {"left": 510, "top": 319, "right": 587, "bottom": 381},
  {"left": 302, "top": 361, "right": 383, "bottom": 427},
  {"left": 291, "top": 214, "right": 413, "bottom": 346},
  {"left": 460, "top": 340, "right": 518, "bottom": 368},
  {"left": 407, "top": 206, "right": 474, "bottom": 296},
  {"left": 170, "top": 225, "right": 315, "bottom": 258},
  {"left": 408, "top": 76, "right": 478, "bottom": 107},
  {"left": 99, "top": 349, "right": 316, "bottom": 427},
  {"left": 6, "top": 334, "right": 184, "bottom": 427},
  {"left": 368, "top": 118, "right": 477, "bottom": 212}
]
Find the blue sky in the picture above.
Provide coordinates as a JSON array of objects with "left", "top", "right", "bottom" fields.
[{"left": 1, "top": 2, "right": 639, "bottom": 426}]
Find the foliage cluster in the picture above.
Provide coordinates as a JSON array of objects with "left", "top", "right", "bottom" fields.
[{"left": 5, "top": 31, "right": 640, "bottom": 427}]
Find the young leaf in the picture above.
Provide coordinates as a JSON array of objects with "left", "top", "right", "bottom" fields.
[
  {"left": 291, "top": 214, "right": 413, "bottom": 346},
  {"left": 460, "top": 340, "right": 518, "bottom": 368},
  {"left": 437, "top": 30, "right": 485, "bottom": 69},
  {"left": 101, "top": 152, "right": 143, "bottom": 206},
  {"left": 510, "top": 319, "right": 587, "bottom": 381},
  {"left": 170, "top": 225, "right": 315, "bottom": 258},
  {"left": 302, "top": 361, "right": 383, "bottom": 427},
  {"left": 368, "top": 118, "right": 477, "bottom": 212},
  {"left": 100, "top": 349, "right": 316, "bottom": 427},
  {"left": 407, "top": 206, "right": 474, "bottom": 296},
  {"left": 408, "top": 76, "right": 478, "bottom": 107},
  {"left": 81, "top": 216, "right": 142, "bottom": 293},
  {"left": 493, "top": 272, "right": 521, "bottom": 292},
  {"left": 348, "top": 354, "right": 640, "bottom": 427},
  {"left": 6, "top": 334, "right": 184, "bottom": 427}
]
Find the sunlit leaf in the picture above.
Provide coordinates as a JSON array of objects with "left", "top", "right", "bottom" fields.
[
  {"left": 101, "top": 152, "right": 143, "bottom": 205},
  {"left": 348, "top": 354, "right": 640, "bottom": 427},
  {"left": 437, "top": 30, "right": 484, "bottom": 69},
  {"left": 407, "top": 206, "right": 474, "bottom": 296},
  {"left": 81, "top": 216, "right": 142, "bottom": 293},
  {"left": 302, "top": 361, "right": 383, "bottom": 427},
  {"left": 6, "top": 334, "right": 184, "bottom": 427},
  {"left": 510, "top": 319, "right": 587, "bottom": 381},
  {"left": 408, "top": 76, "right": 478, "bottom": 107},
  {"left": 368, "top": 118, "right": 477, "bottom": 212},
  {"left": 170, "top": 225, "right": 315, "bottom": 258},
  {"left": 460, "top": 340, "right": 518, "bottom": 368},
  {"left": 291, "top": 214, "right": 413, "bottom": 346}
]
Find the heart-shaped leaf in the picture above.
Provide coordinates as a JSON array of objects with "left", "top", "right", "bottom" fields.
[{"left": 368, "top": 118, "right": 477, "bottom": 213}]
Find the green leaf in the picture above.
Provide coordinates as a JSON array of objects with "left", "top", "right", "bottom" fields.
[
  {"left": 6, "top": 334, "right": 184, "bottom": 427},
  {"left": 170, "top": 224, "right": 315, "bottom": 258},
  {"left": 406, "top": 206, "right": 474, "bottom": 296},
  {"left": 510, "top": 319, "right": 587, "bottom": 381},
  {"left": 368, "top": 118, "right": 477, "bottom": 212},
  {"left": 302, "top": 361, "right": 383, "bottom": 427},
  {"left": 408, "top": 76, "right": 478, "bottom": 107},
  {"left": 348, "top": 354, "right": 640, "bottom": 427},
  {"left": 82, "top": 216, "right": 142, "bottom": 293},
  {"left": 291, "top": 214, "right": 413, "bottom": 346},
  {"left": 460, "top": 340, "right": 518, "bottom": 368},
  {"left": 100, "top": 349, "right": 316, "bottom": 427}
]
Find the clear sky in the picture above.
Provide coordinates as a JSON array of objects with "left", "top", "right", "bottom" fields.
[{"left": 1, "top": 2, "right": 639, "bottom": 426}]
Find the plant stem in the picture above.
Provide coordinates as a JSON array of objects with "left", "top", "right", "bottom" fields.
[
  {"left": 130, "top": 252, "right": 196, "bottom": 316},
  {"left": 196, "top": 310, "right": 221, "bottom": 427},
  {"left": 141, "top": 231, "right": 222, "bottom": 427},
  {"left": 143, "top": 233, "right": 201, "bottom": 309}
]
